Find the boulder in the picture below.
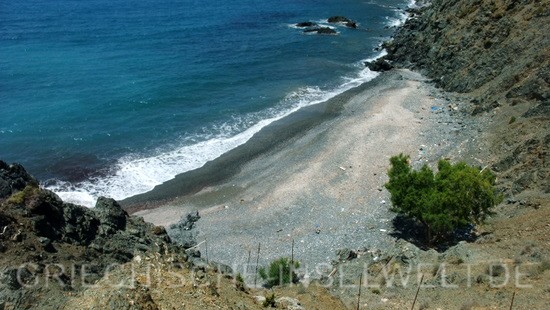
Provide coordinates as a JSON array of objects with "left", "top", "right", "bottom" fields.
[
  {"left": 0, "top": 161, "right": 37, "bottom": 199},
  {"left": 93, "top": 197, "right": 128, "bottom": 234},
  {"left": 62, "top": 202, "right": 100, "bottom": 245},
  {"left": 276, "top": 297, "right": 304, "bottom": 310},
  {"left": 365, "top": 58, "right": 394, "bottom": 71}
]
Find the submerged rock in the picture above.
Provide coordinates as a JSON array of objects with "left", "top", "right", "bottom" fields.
[
  {"left": 303, "top": 27, "right": 337, "bottom": 35},
  {"left": 327, "top": 16, "right": 352, "bottom": 23},
  {"left": 296, "top": 21, "right": 317, "bottom": 28},
  {"left": 327, "top": 16, "right": 357, "bottom": 28},
  {"left": 345, "top": 21, "right": 357, "bottom": 29}
]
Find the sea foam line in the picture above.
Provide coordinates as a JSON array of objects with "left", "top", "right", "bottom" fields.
[{"left": 47, "top": 67, "right": 380, "bottom": 208}]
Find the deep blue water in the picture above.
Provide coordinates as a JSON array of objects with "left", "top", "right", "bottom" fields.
[{"left": 0, "top": 0, "right": 409, "bottom": 206}]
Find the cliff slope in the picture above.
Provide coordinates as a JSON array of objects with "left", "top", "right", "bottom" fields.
[{"left": 383, "top": 0, "right": 549, "bottom": 196}]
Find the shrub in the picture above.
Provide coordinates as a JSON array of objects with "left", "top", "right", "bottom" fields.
[
  {"left": 6, "top": 185, "right": 39, "bottom": 205},
  {"left": 385, "top": 154, "right": 500, "bottom": 245},
  {"left": 259, "top": 257, "right": 300, "bottom": 287},
  {"left": 235, "top": 273, "right": 246, "bottom": 291},
  {"left": 263, "top": 293, "right": 276, "bottom": 307}
]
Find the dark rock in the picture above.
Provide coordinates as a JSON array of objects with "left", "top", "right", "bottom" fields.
[
  {"left": 345, "top": 21, "right": 357, "bottom": 29},
  {"left": 522, "top": 102, "right": 550, "bottom": 118},
  {"left": 296, "top": 22, "right": 316, "bottom": 28},
  {"left": 0, "top": 161, "right": 38, "bottom": 199},
  {"left": 335, "top": 248, "right": 357, "bottom": 262},
  {"left": 187, "top": 248, "right": 201, "bottom": 258},
  {"left": 37, "top": 237, "right": 56, "bottom": 252},
  {"left": 152, "top": 225, "right": 167, "bottom": 236},
  {"left": 93, "top": 197, "right": 128, "bottom": 234},
  {"left": 62, "top": 203, "right": 99, "bottom": 245},
  {"left": 172, "top": 211, "right": 200, "bottom": 231},
  {"left": 327, "top": 16, "right": 357, "bottom": 28},
  {"left": 365, "top": 58, "right": 394, "bottom": 72},
  {"left": 303, "top": 27, "right": 337, "bottom": 35},
  {"left": 383, "top": 0, "right": 549, "bottom": 109},
  {"left": 327, "top": 16, "right": 353, "bottom": 23},
  {"left": 2, "top": 268, "right": 22, "bottom": 290},
  {"left": 29, "top": 191, "right": 66, "bottom": 240},
  {"left": 0, "top": 161, "right": 190, "bottom": 308}
]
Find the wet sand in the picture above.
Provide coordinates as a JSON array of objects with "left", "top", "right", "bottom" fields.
[{"left": 128, "top": 69, "right": 473, "bottom": 267}]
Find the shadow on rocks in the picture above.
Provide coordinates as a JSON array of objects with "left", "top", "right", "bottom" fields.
[{"left": 390, "top": 214, "right": 479, "bottom": 252}]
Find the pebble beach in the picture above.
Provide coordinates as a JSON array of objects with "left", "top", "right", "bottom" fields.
[{"left": 132, "top": 69, "right": 481, "bottom": 269}]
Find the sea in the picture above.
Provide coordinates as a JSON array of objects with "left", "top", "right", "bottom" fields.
[{"left": 0, "top": 0, "right": 411, "bottom": 207}]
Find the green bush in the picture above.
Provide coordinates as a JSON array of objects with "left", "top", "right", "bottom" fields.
[
  {"left": 385, "top": 154, "right": 500, "bottom": 245},
  {"left": 6, "top": 185, "right": 39, "bottom": 205},
  {"left": 259, "top": 257, "right": 300, "bottom": 287},
  {"left": 263, "top": 293, "right": 276, "bottom": 307},
  {"left": 235, "top": 273, "right": 246, "bottom": 291}
]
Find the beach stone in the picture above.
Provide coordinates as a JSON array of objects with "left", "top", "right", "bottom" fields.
[{"left": 335, "top": 248, "right": 357, "bottom": 262}]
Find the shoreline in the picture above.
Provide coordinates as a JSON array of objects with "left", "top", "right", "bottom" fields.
[
  {"left": 120, "top": 71, "right": 382, "bottom": 212},
  {"left": 132, "top": 69, "right": 481, "bottom": 267}
]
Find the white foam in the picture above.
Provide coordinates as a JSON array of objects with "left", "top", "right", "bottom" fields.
[
  {"left": 385, "top": 9, "right": 408, "bottom": 28},
  {"left": 47, "top": 65, "right": 380, "bottom": 208},
  {"left": 407, "top": 0, "right": 420, "bottom": 9},
  {"left": 363, "top": 49, "right": 388, "bottom": 63},
  {"left": 288, "top": 22, "right": 336, "bottom": 30}
]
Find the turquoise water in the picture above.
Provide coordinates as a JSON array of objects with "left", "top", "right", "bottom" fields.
[{"left": 0, "top": 0, "right": 409, "bottom": 206}]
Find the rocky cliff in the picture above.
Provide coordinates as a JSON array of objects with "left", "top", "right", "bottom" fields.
[
  {"left": 382, "top": 0, "right": 549, "bottom": 196},
  {"left": 0, "top": 160, "right": 186, "bottom": 308},
  {"left": 386, "top": 0, "right": 549, "bottom": 106}
]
